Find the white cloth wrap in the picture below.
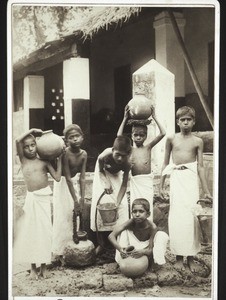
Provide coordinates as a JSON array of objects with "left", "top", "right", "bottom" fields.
[
  {"left": 115, "top": 229, "right": 168, "bottom": 265},
  {"left": 90, "top": 162, "right": 129, "bottom": 232},
  {"left": 14, "top": 186, "right": 53, "bottom": 265},
  {"left": 130, "top": 173, "right": 154, "bottom": 221},
  {"left": 52, "top": 176, "right": 79, "bottom": 255},
  {"left": 163, "top": 161, "right": 201, "bottom": 256}
]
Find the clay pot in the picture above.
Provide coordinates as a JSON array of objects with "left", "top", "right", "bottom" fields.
[
  {"left": 63, "top": 240, "right": 96, "bottom": 267},
  {"left": 36, "top": 130, "right": 64, "bottom": 160},
  {"left": 119, "top": 246, "right": 149, "bottom": 278},
  {"left": 128, "top": 94, "right": 152, "bottom": 120}
]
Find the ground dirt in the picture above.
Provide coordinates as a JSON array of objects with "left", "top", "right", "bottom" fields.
[{"left": 12, "top": 247, "right": 212, "bottom": 297}]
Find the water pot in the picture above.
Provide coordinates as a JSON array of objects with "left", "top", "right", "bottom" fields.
[
  {"left": 128, "top": 94, "right": 152, "bottom": 120},
  {"left": 119, "top": 246, "right": 149, "bottom": 277},
  {"left": 36, "top": 130, "right": 64, "bottom": 160}
]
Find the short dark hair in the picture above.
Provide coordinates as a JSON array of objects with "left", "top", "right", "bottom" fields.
[
  {"left": 127, "top": 119, "right": 151, "bottom": 134},
  {"left": 22, "top": 134, "right": 36, "bottom": 144},
  {"left": 132, "top": 198, "right": 150, "bottom": 213},
  {"left": 113, "top": 135, "right": 132, "bottom": 154},
  {"left": 63, "top": 124, "right": 83, "bottom": 139},
  {"left": 176, "top": 106, "right": 195, "bottom": 120}
]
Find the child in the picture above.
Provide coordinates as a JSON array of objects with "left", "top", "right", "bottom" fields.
[
  {"left": 117, "top": 105, "right": 166, "bottom": 220},
  {"left": 90, "top": 135, "right": 132, "bottom": 255},
  {"left": 52, "top": 124, "right": 87, "bottom": 262},
  {"left": 108, "top": 198, "right": 169, "bottom": 267},
  {"left": 159, "top": 106, "right": 212, "bottom": 273},
  {"left": 14, "top": 128, "right": 62, "bottom": 280}
]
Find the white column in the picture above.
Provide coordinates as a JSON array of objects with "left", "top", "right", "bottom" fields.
[
  {"left": 153, "top": 11, "right": 186, "bottom": 97},
  {"left": 132, "top": 59, "right": 175, "bottom": 173},
  {"left": 23, "top": 75, "right": 44, "bottom": 130},
  {"left": 63, "top": 58, "right": 90, "bottom": 126}
]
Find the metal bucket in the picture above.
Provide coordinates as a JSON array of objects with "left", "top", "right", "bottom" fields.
[
  {"left": 97, "top": 203, "right": 118, "bottom": 226},
  {"left": 198, "top": 215, "right": 212, "bottom": 244},
  {"left": 197, "top": 199, "right": 212, "bottom": 246}
]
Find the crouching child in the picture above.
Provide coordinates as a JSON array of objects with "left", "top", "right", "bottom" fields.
[{"left": 108, "top": 198, "right": 169, "bottom": 274}]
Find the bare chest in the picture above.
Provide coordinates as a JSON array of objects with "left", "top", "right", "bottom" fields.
[
  {"left": 132, "top": 147, "right": 151, "bottom": 165},
  {"left": 22, "top": 159, "right": 46, "bottom": 177}
]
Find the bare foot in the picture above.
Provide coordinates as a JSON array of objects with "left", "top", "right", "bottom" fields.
[
  {"left": 29, "top": 269, "right": 39, "bottom": 280},
  {"left": 174, "top": 256, "right": 185, "bottom": 272},
  {"left": 59, "top": 255, "right": 65, "bottom": 267},
  {"left": 39, "top": 263, "right": 49, "bottom": 279},
  {"left": 187, "top": 257, "right": 202, "bottom": 273}
]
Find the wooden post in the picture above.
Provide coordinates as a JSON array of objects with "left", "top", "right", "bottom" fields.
[{"left": 167, "top": 9, "right": 214, "bottom": 129}]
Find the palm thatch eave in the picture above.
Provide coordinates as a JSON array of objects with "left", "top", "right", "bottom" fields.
[{"left": 13, "top": 6, "right": 142, "bottom": 68}]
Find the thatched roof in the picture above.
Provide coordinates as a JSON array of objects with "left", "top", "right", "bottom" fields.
[
  {"left": 70, "top": 6, "right": 142, "bottom": 38},
  {"left": 13, "top": 6, "right": 142, "bottom": 66}
]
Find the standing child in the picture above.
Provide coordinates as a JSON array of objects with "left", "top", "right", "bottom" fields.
[
  {"left": 108, "top": 198, "right": 169, "bottom": 268},
  {"left": 117, "top": 105, "right": 166, "bottom": 220},
  {"left": 90, "top": 135, "right": 132, "bottom": 255},
  {"left": 159, "top": 106, "right": 212, "bottom": 273},
  {"left": 14, "top": 128, "right": 62, "bottom": 280},
  {"left": 52, "top": 124, "right": 87, "bottom": 262}
]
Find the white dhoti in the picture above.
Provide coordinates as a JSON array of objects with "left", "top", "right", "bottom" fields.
[
  {"left": 130, "top": 173, "right": 154, "bottom": 221},
  {"left": 90, "top": 163, "right": 129, "bottom": 232},
  {"left": 115, "top": 229, "right": 169, "bottom": 265},
  {"left": 13, "top": 186, "right": 53, "bottom": 265},
  {"left": 163, "top": 162, "right": 201, "bottom": 256},
  {"left": 52, "top": 176, "right": 79, "bottom": 255}
]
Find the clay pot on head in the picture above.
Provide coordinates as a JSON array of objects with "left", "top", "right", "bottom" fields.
[
  {"left": 36, "top": 130, "right": 64, "bottom": 160},
  {"left": 119, "top": 246, "right": 149, "bottom": 278},
  {"left": 128, "top": 94, "right": 152, "bottom": 120}
]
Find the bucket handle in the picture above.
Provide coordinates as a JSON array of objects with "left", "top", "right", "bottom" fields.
[
  {"left": 95, "top": 191, "right": 120, "bottom": 251},
  {"left": 197, "top": 199, "right": 213, "bottom": 205}
]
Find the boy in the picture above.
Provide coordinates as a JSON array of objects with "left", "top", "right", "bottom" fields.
[
  {"left": 117, "top": 105, "right": 165, "bottom": 219},
  {"left": 90, "top": 135, "right": 132, "bottom": 255},
  {"left": 159, "top": 106, "right": 212, "bottom": 273},
  {"left": 14, "top": 128, "right": 62, "bottom": 280},
  {"left": 108, "top": 198, "right": 169, "bottom": 267},
  {"left": 52, "top": 124, "right": 87, "bottom": 262}
]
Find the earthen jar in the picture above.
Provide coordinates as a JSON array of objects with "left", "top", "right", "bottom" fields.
[
  {"left": 36, "top": 130, "right": 64, "bottom": 160},
  {"left": 128, "top": 94, "right": 152, "bottom": 120},
  {"left": 119, "top": 246, "right": 149, "bottom": 277}
]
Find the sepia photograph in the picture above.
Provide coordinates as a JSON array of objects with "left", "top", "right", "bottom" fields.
[{"left": 8, "top": 0, "right": 219, "bottom": 299}]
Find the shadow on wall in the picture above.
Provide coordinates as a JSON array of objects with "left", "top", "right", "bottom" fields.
[
  {"left": 86, "top": 108, "right": 120, "bottom": 172},
  {"left": 90, "top": 108, "right": 119, "bottom": 134}
]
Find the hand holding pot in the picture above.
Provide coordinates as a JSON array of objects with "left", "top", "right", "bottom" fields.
[
  {"left": 31, "top": 128, "right": 43, "bottom": 136},
  {"left": 120, "top": 248, "right": 129, "bottom": 259},
  {"left": 130, "top": 248, "right": 147, "bottom": 258}
]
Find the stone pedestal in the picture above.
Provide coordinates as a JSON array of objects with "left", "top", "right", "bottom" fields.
[
  {"left": 132, "top": 59, "right": 175, "bottom": 172},
  {"left": 63, "top": 240, "right": 96, "bottom": 267}
]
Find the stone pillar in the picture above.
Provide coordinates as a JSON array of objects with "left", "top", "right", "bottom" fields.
[
  {"left": 63, "top": 58, "right": 90, "bottom": 126},
  {"left": 153, "top": 11, "right": 186, "bottom": 97},
  {"left": 23, "top": 75, "right": 45, "bottom": 130},
  {"left": 132, "top": 59, "right": 175, "bottom": 172}
]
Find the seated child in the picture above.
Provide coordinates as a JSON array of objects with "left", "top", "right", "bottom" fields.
[{"left": 108, "top": 198, "right": 169, "bottom": 268}]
